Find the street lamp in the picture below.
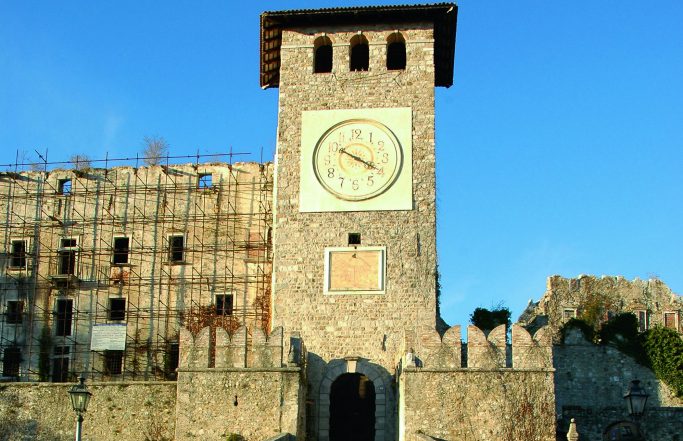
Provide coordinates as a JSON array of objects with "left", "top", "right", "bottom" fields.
[
  {"left": 624, "top": 379, "right": 649, "bottom": 418},
  {"left": 624, "top": 379, "right": 649, "bottom": 440},
  {"left": 68, "top": 376, "right": 92, "bottom": 441}
]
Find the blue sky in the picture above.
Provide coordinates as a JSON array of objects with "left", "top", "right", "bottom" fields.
[{"left": 1, "top": 1, "right": 681, "bottom": 327}]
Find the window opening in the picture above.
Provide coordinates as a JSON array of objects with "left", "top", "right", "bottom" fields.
[
  {"left": 52, "top": 346, "right": 70, "bottom": 382},
  {"left": 58, "top": 179, "right": 72, "bottom": 195},
  {"left": 314, "top": 36, "right": 333, "bottom": 73},
  {"left": 386, "top": 33, "right": 406, "bottom": 70},
  {"left": 104, "top": 350, "right": 123, "bottom": 375},
  {"left": 216, "top": 294, "right": 234, "bottom": 316},
  {"left": 636, "top": 310, "right": 649, "bottom": 333},
  {"left": 168, "top": 235, "right": 185, "bottom": 263},
  {"left": 58, "top": 238, "right": 77, "bottom": 275},
  {"left": 56, "top": 299, "right": 73, "bottom": 336},
  {"left": 198, "top": 173, "right": 213, "bottom": 188},
  {"left": 108, "top": 298, "right": 126, "bottom": 321},
  {"left": 348, "top": 233, "right": 361, "bottom": 245},
  {"left": 6, "top": 301, "right": 24, "bottom": 324},
  {"left": 112, "top": 236, "right": 130, "bottom": 264},
  {"left": 9, "top": 239, "right": 27, "bottom": 268},
  {"left": 350, "top": 35, "right": 369, "bottom": 71},
  {"left": 664, "top": 312, "right": 678, "bottom": 330},
  {"left": 2, "top": 346, "right": 21, "bottom": 378},
  {"left": 563, "top": 308, "right": 577, "bottom": 321}
]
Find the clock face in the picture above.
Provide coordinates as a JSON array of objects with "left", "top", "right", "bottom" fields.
[{"left": 312, "top": 119, "right": 403, "bottom": 201}]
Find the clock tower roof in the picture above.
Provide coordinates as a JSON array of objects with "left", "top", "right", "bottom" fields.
[{"left": 260, "top": 3, "right": 457, "bottom": 89}]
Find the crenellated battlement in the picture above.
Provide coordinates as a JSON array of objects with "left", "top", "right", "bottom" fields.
[
  {"left": 404, "top": 323, "right": 553, "bottom": 370},
  {"left": 178, "top": 325, "right": 286, "bottom": 369}
]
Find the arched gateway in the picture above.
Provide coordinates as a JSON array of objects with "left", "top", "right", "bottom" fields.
[{"left": 318, "top": 359, "right": 394, "bottom": 441}]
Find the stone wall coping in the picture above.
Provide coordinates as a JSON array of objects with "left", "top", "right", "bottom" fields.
[
  {"left": 402, "top": 367, "right": 555, "bottom": 373},
  {"left": 177, "top": 367, "right": 300, "bottom": 373},
  {"left": 0, "top": 380, "right": 176, "bottom": 388}
]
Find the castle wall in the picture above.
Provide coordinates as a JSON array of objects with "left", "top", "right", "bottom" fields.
[
  {"left": 555, "top": 328, "right": 683, "bottom": 441},
  {"left": 399, "top": 324, "right": 556, "bottom": 441},
  {"left": 0, "top": 381, "right": 176, "bottom": 441},
  {"left": 174, "top": 325, "right": 304, "bottom": 441},
  {"left": 175, "top": 369, "right": 301, "bottom": 441},
  {"left": 400, "top": 369, "right": 556, "bottom": 441},
  {"left": 520, "top": 275, "right": 682, "bottom": 336}
]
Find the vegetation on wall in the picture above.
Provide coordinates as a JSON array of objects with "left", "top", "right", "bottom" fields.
[
  {"left": 561, "top": 313, "right": 683, "bottom": 397},
  {"left": 469, "top": 305, "right": 511, "bottom": 333},
  {"left": 642, "top": 326, "right": 683, "bottom": 397}
]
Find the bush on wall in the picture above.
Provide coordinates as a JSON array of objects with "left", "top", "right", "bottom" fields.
[
  {"left": 642, "top": 326, "right": 683, "bottom": 397},
  {"left": 560, "top": 313, "right": 683, "bottom": 398}
]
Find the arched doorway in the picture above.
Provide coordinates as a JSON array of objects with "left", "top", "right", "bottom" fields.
[{"left": 330, "top": 373, "right": 375, "bottom": 441}]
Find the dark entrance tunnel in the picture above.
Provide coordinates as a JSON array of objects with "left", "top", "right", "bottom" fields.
[{"left": 329, "top": 373, "right": 376, "bottom": 441}]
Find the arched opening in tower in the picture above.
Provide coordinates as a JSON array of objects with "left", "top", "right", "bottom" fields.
[{"left": 329, "top": 373, "right": 376, "bottom": 441}]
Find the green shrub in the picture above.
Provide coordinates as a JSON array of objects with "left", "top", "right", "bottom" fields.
[
  {"left": 641, "top": 326, "right": 683, "bottom": 397},
  {"left": 560, "top": 318, "right": 595, "bottom": 343}
]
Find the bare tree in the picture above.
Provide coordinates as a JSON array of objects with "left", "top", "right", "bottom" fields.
[
  {"left": 70, "top": 154, "right": 92, "bottom": 170},
  {"left": 142, "top": 136, "right": 169, "bottom": 166}
]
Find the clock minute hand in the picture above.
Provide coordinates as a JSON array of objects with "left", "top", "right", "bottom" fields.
[{"left": 339, "top": 148, "right": 380, "bottom": 170}]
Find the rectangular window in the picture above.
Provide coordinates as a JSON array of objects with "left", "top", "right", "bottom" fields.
[
  {"left": 215, "top": 294, "right": 234, "bottom": 316},
  {"left": 563, "top": 308, "right": 577, "bottom": 321},
  {"left": 52, "top": 346, "right": 70, "bottom": 382},
  {"left": 58, "top": 238, "right": 77, "bottom": 275},
  {"left": 348, "top": 233, "right": 361, "bottom": 245},
  {"left": 6, "top": 301, "right": 24, "bottom": 324},
  {"left": 112, "top": 236, "right": 130, "bottom": 264},
  {"left": 664, "top": 312, "right": 679, "bottom": 330},
  {"left": 108, "top": 298, "right": 126, "bottom": 321},
  {"left": 9, "top": 240, "right": 27, "bottom": 268},
  {"left": 198, "top": 173, "right": 212, "bottom": 188},
  {"left": 2, "top": 346, "right": 21, "bottom": 378},
  {"left": 636, "top": 310, "right": 649, "bottom": 333},
  {"left": 58, "top": 179, "right": 72, "bottom": 195},
  {"left": 104, "top": 350, "right": 123, "bottom": 375},
  {"left": 168, "top": 235, "right": 185, "bottom": 262},
  {"left": 55, "top": 299, "right": 73, "bottom": 336}
]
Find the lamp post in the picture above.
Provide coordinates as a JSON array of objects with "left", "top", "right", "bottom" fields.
[
  {"left": 68, "top": 376, "right": 92, "bottom": 441},
  {"left": 623, "top": 379, "right": 649, "bottom": 440}
]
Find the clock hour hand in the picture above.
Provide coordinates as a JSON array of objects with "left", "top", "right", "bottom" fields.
[{"left": 339, "top": 148, "right": 380, "bottom": 170}]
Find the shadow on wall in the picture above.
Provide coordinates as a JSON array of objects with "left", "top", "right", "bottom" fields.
[{"left": 0, "top": 390, "right": 66, "bottom": 441}]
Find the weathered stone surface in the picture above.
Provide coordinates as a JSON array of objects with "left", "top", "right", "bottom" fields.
[
  {"left": 0, "top": 382, "right": 176, "bottom": 441},
  {"left": 400, "top": 369, "right": 556, "bottom": 441},
  {"left": 174, "top": 369, "right": 302, "bottom": 441}
]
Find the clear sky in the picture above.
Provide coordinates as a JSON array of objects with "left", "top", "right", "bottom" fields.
[{"left": 1, "top": 1, "right": 681, "bottom": 327}]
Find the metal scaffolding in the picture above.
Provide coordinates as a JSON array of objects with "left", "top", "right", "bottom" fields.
[{"left": 0, "top": 153, "right": 273, "bottom": 382}]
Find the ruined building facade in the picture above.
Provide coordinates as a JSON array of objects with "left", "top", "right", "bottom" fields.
[{"left": 0, "top": 162, "right": 273, "bottom": 382}]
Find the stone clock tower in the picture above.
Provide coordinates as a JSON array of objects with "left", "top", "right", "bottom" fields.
[{"left": 260, "top": 5, "right": 457, "bottom": 440}]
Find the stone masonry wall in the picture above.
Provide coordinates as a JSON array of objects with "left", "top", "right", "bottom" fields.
[
  {"left": 399, "top": 325, "right": 556, "bottom": 441},
  {"left": 555, "top": 327, "right": 683, "bottom": 441},
  {"left": 521, "top": 275, "right": 682, "bottom": 336},
  {"left": 272, "top": 23, "right": 440, "bottom": 440},
  {"left": 0, "top": 381, "right": 176, "bottom": 441},
  {"left": 272, "top": 23, "right": 438, "bottom": 369},
  {"left": 174, "top": 325, "right": 303, "bottom": 441}
]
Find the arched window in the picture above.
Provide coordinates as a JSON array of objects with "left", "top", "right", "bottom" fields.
[
  {"left": 349, "top": 34, "right": 369, "bottom": 71},
  {"left": 386, "top": 32, "right": 406, "bottom": 70},
  {"left": 314, "top": 36, "right": 333, "bottom": 73}
]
